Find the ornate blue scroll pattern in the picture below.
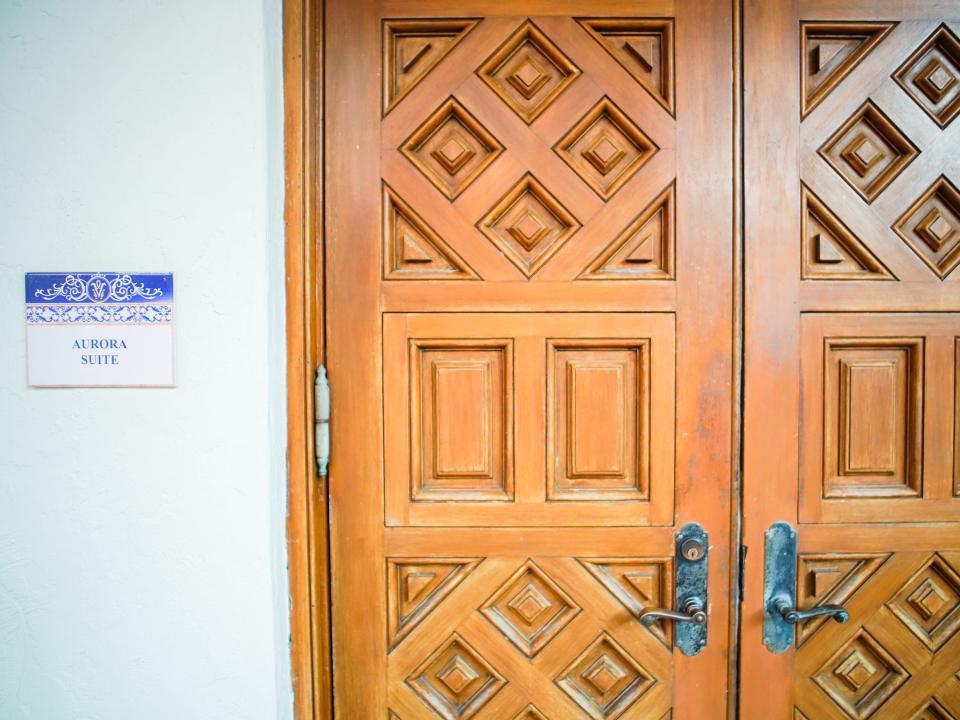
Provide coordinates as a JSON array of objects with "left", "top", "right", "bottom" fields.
[
  {"left": 25, "top": 272, "right": 174, "bottom": 324},
  {"left": 26, "top": 273, "right": 173, "bottom": 304}
]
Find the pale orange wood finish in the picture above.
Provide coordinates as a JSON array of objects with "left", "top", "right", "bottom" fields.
[
  {"left": 325, "top": 0, "right": 734, "bottom": 717},
  {"left": 284, "top": 0, "right": 331, "bottom": 717},
  {"left": 744, "top": 2, "right": 960, "bottom": 718}
]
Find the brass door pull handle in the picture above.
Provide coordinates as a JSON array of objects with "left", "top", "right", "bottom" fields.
[
  {"left": 770, "top": 594, "right": 849, "bottom": 625},
  {"left": 639, "top": 597, "right": 707, "bottom": 627}
]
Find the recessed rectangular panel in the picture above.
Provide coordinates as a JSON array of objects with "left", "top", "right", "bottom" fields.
[
  {"left": 383, "top": 313, "right": 674, "bottom": 527},
  {"left": 432, "top": 361, "right": 490, "bottom": 476},
  {"left": 570, "top": 363, "right": 625, "bottom": 476},
  {"left": 823, "top": 339, "right": 922, "bottom": 498},
  {"left": 800, "top": 315, "right": 960, "bottom": 524},
  {"left": 548, "top": 343, "right": 649, "bottom": 500},
  {"left": 840, "top": 359, "right": 899, "bottom": 474},
  {"left": 412, "top": 342, "right": 512, "bottom": 501}
]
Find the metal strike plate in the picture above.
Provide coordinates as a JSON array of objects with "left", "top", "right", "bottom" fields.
[
  {"left": 763, "top": 521, "right": 797, "bottom": 654},
  {"left": 675, "top": 522, "right": 709, "bottom": 656}
]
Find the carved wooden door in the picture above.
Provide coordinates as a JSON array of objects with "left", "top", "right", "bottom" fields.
[
  {"left": 743, "top": 2, "right": 960, "bottom": 718},
  {"left": 326, "top": 0, "right": 734, "bottom": 716}
]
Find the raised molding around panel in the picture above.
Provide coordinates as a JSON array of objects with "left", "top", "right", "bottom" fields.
[
  {"left": 801, "top": 21, "right": 896, "bottom": 117},
  {"left": 406, "top": 632, "right": 507, "bottom": 720},
  {"left": 386, "top": 557, "right": 482, "bottom": 650},
  {"left": 822, "top": 338, "right": 923, "bottom": 499},
  {"left": 554, "top": 96, "right": 658, "bottom": 201},
  {"left": 893, "top": 23, "right": 960, "bottom": 129},
  {"left": 893, "top": 175, "right": 960, "bottom": 280},
  {"left": 546, "top": 341, "right": 650, "bottom": 501},
  {"left": 479, "top": 559, "right": 581, "bottom": 658},
  {"left": 477, "top": 172, "right": 581, "bottom": 278},
  {"left": 801, "top": 185, "right": 894, "bottom": 280},
  {"left": 577, "top": 557, "right": 674, "bottom": 647},
  {"left": 580, "top": 182, "right": 676, "bottom": 281},
  {"left": 575, "top": 18, "right": 675, "bottom": 115},
  {"left": 409, "top": 340, "right": 514, "bottom": 502},
  {"left": 382, "top": 18, "right": 480, "bottom": 115},
  {"left": 476, "top": 19, "right": 581, "bottom": 124},
  {"left": 818, "top": 99, "right": 919, "bottom": 204},
  {"left": 382, "top": 184, "right": 479, "bottom": 280},
  {"left": 400, "top": 96, "right": 504, "bottom": 200}
]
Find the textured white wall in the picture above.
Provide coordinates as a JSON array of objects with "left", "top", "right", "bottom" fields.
[{"left": 0, "top": 1, "right": 291, "bottom": 718}]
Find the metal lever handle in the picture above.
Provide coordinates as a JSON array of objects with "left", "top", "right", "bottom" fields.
[
  {"left": 639, "top": 597, "right": 707, "bottom": 628},
  {"left": 771, "top": 594, "right": 849, "bottom": 625}
]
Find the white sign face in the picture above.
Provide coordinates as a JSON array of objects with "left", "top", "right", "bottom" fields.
[{"left": 25, "top": 272, "right": 175, "bottom": 387}]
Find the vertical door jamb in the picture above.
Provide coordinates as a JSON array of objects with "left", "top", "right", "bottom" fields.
[{"left": 284, "top": 0, "right": 331, "bottom": 717}]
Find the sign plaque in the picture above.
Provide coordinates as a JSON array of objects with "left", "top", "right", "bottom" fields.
[{"left": 25, "top": 272, "right": 175, "bottom": 387}]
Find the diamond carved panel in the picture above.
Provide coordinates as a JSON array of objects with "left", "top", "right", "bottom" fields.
[
  {"left": 893, "top": 176, "right": 960, "bottom": 280},
  {"left": 894, "top": 24, "right": 960, "bottom": 128},
  {"left": 407, "top": 633, "right": 506, "bottom": 720},
  {"left": 819, "top": 100, "right": 919, "bottom": 203},
  {"left": 813, "top": 629, "right": 909, "bottom": 719},
  {"left": 401, "top": 97, "right": 504, "bottom": 200},
  {"left": 555, "top": 632, "right": 655, "bottom": 720},
  {"left": 888, "top": 553, "right": 960, "bottom": 652},
  {"left": 555, "top": 96, "right": 658, "bottom": 200},
  {"left": 477, "top": 20, "right": 581, "bottom": 124},
  {"left": 477, "top": 173, "right": 581, "bottom": 278},
  {"left": 480, "top": 559, "right": 580, "bottom": 657},
  {"left": 576, "top": 19, "right": 675, "bottom": 114}
]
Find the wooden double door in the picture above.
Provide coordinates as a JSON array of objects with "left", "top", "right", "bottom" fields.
[{"left": 323, "top": 0, "right": 960, "bottom": 716}]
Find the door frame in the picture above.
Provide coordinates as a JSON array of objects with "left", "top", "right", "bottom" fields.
[
  {"left": 284, "top": 0, "right": 331, "bottom": 718},
  {"left": 281, "top": 1, "right": 744, "bottom": 718}
]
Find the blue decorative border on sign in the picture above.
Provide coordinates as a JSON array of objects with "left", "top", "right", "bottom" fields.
[
  {"left": 26, "top": 272, "right": 173, "bottom": 304},
  {"left": 25, "top": 273, "right": 174, "bottom": 325}
]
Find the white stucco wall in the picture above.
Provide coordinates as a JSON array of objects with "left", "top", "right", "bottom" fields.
[{"left": 0, "top": 2, "right": 291, "bottom": 718}]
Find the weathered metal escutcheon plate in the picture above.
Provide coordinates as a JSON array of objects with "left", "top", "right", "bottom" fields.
[
  {"left": 763, "top": 521, "right": 797, "bottom": 654},
  {"left": 675, "top": 522, "right": 709, "bottom": 656}
]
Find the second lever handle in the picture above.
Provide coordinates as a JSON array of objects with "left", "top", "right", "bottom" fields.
[
  {"left": 639, "top": 597, "right": 707, "bottom": 628},
  {"left": 771, "top": 594, "right": 849, "bottom": 625}
]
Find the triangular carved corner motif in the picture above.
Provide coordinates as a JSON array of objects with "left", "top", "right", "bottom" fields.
[
  {"left": 576, "top": 18, "right": 675, "bottom": 114},
  {"left": 577, "top": 557, "right": 674, "bottom": 646},
  {"left": 801, "top": 21, "right": 896, "bottom": 116},
  {"left": 796, "top": 552, "right": 890, "bottom": 645},
  {"left": 801, "top": 185, "right": 895, "bottom": 280},
  {"left": 383, "top": 18, "right": 479, "bottom": 114},
  {"left": 579, "top": 183, "right": 674, "bottom": 280},
  {"left": 383, "top": 184, "right": 479, "bottom": 280},
  {"left": 386, "top": 557, "right": 482, "bottom": 650}
]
